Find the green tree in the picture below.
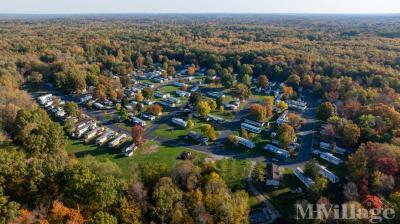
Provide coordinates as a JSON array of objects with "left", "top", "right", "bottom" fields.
[
  {"left": 317, "top": 102, "right": 337, "bottom": 121},
  {"left": 90, "top": 211, "right": 117, "bottom": 224},
  {"left": 64, "top": 101, "right": 79, "bottom": 117},
  {"left": 221, "top": 73, "right": 235, "bottom": 88},
  {"left": 151, "top": 177, "right": 183, "bottom": 223},
  {"left": 252, "top": 162, "right": 266, "bottom": 184},
  {"left": 242, "top": 74, "right": 251, "bottom": 86}
]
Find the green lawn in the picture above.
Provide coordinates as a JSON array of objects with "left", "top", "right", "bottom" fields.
[
  {"left": 66, "top": 139, "right": 207, "bottom": 179},
  {"left": 159, "top": 85, "right": 179, "bottom": 93},
  {"left": 215, "top": 158, "right": 252, "bottom": 191},
  {"left": 152, "top": 123, "right": 202, "bottom": 141}
]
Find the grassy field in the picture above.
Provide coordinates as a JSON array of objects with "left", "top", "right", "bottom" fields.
[
  {"left": 66, "top": 139, "right": 207, "bottom": 179},
  {"left": 159, "top": 85, "right": 179, "bottom": 93},
  {"left": 215, "top": 158, "right": 252, "bottom": 191},
  {"left": 152, "top": 123, "right": 202, "bottom": 140}
]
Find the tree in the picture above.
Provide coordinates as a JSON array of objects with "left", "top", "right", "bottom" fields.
[
  {"left": 201, "top": 124, "right": 218, "bottom": 141},
  {"left": 189, "top": 92, "right": 202, "bottom": 106},
  {"left": 282, "top": 85, "right": 294, "bottom": 99},
  {"left": 302, "top": 74, "right": 313, "bottom": 89},
  {"left": 221, "top": 73, "right": 235, "bottom": 88},
  {"left": 286, "top": 74, "right": 301, "bottom": 89},
  {"left": 142, "top": 87, "right": 153, "bottom": 99},
  {"left": 209, "top": 100, "right": 217, "bottom": 111},
  {"left": 304, "top": 159, "right": 320, "bottom": 179},
  {"left": 90, "top": 212, "right": 117, "bottom": 224},
  {"left": 167, "top": 66, "right": 176, "bottom": 77},
  {"left": 287, "top": 113, "right": 302, "bottom": 129},
  {"left": 277, "top": 124, "right": 296, "bottom": 148},
  {"left": 147, "top": 104, "right": 163, "bottom": 116},
  {"left": 343, "top": 182, "right": 359, "bottom": 201},
  {"left": 252, "top": 162, "right": 266, "bottom": 184},
  {"left": 311, "top": 176, "right": 328, "bottom": 197},
  {"left": 257, "top": 75, "right": 269, "bottom": 89},
  {"left": 341, "top": 123, "right": 360, "bottom": 147},
  {"left": 235, "top": 83, "right": 251, "bottom": 100},
  {"left": 249, "top": 104, "right": 266, "bottom": 121},
  {"left": 49, "top": 201, "right": 84, "bottom": 224},
  {"left": 0, "top": 187, "right": 20, "bottom": 223},
  {"left": 227, "top": 134, "right": 239, "bottom": 145},
  {"left": 196, "top": 101, "right": 211, "bottom": 118},
  {"left": 276, "top": 101, "right": 288, "bottom": 111},
  {"left": 135, "top": 92, "right": 144, "bottom": 102},
  {"left": 263, "top": 96, "right": 274, "bottom": 117},
  {"left": 242, "top": 74, "right": 251, "bottom": 86},
  {"left": 64, "top": 101, "right": 79, "bottom": 117},
  {"left": 347, "top": 147, "right": 368, "bottom": 183},
  {"left": 187, "top": 65, "right": 196, "bottom": 76},
  {"left": 376, "top": 157, "right": 399, "bottom": 176},
  {"left": 132, "top": 124, "right": 145, "bottom": 146},
  {"left": 317, "top": 102, "right": 337, "bottom": 121},
  {"left": 151, "top": 177, "right": 183, "bottom": 223}
]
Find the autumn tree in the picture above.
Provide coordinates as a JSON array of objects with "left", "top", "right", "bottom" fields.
[
  {"left": 317, "top": 102, "right": 337, "bottom": 121},
  {"left": 235, "top": 83, "right": 251, "bottom": 100},
  {"left": 147, "top": 104, "right": 163, "bottom": 116},
  {"left": 201, "top": 124, "right": 218, "bottom": 141},
  {"left": 196, "top": 101, "right": 211, "bottom": 118},
  {"left": 263, "top": 96, "right": 274, "bottom": 117},
  {"left": 277, "top": 124, "right": 296, "bottom": 148},
  {"left": 249, "top": 104, "right": 266, "bottom": 121},
  {"left": 132, "top": 124, "right": 145, "bottom": 146},
  {"left": 257, "top": 75, "right": 269, "bottom": 89}
]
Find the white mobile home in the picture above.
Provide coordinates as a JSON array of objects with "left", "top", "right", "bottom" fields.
[
  {"left": 208, "top": 114, "right": 224, "bottom": 123},
  {"left": 154, "top": 91, "right": 169, "bottom": 98},
  {"left": 93, "top": 102, "right": 105, "bottom": 110},
  {"left": 320, "top": 152, "right": 343, "bottom": 165},
  {"left": 320, "top": 142, "right": 331, "bottom": 150},
  {"left": 38, "top": 94, "right": 53, "bottom": 105},
  {"left": 241, "top": 123, "right": 261, "bottom": 134},
  {"left": 244, "top": 119, "right": 265, "bottom": 128},
  {"left": 293, "top": 167, "right": 315, "bottom": 189},
  {"left": 130, "top": 117, "right": 146, "bottom": 127},
  {"left": 207, "top": 92, "right": 225, "bottom": 98},
  {"left": 171, "top": 118, "right": 187, "bottom": 128},
  {"left": 277, "top": 110, "right": 289, "bottom": 125},
  {"left": 159, "top": 100, "right": 176, "bottom": 108},
  {"left": 108, "top": 134, "right": 127, "bottom": 148},
  {"left": 237, "top": 136, "right": 256, "bottom": 149},
  {"left": 167, "top": 97, "right": 181, "bottom": 104},
  {"left": 96, "top": 130, "right": 115, "bottom": 145},
  {"left": 176, "top": 90, "right": 191, "bottom": 97},
  {"left": 84, "top": 128, "right": 101, "bottom": 140},
  {"left": 318, "top": 165, "right": 339, "bottom": 183},
  {"left": 264, "top": 144, "right": 290, "bottom": 159},
  {"left": 173, "top": 81, "right": 186, "bottom": 87},
  {"left": 122, "top": 143, "right": 138, "bottom": 157}
]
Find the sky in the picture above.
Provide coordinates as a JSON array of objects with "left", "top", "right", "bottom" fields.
[{"left": 0, "top": 0, "right": 399, "bottom": 14}]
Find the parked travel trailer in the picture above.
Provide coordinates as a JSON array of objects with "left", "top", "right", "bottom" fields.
[
  {"left": 96, "top": 130, "right": 115, "bottom": 145},
  {"left": 84, "top": 128, "right": 102, "bottom": 140},
  {"left": 264, "top": 144, "right": 290, "bottom": 159},
  {"left": 108, "top": 134, "right": 127, "bottom": 148},
  {"left": 141, "top": 113, "right": 156, "bottom": 121},
  {"left": 319, "top": 152, "right": 343, "bottom": 165},
  {"left": 122, "top": 143, "right": 138, "bottom": 157},
  {"left": 79, "top": 95, "right": 93, "bottom": 103},
  {"left": 171, "top": 118, "right": 187, "bottom": 127},
  {"left": 293, "top": 167, "right": 315, "bottom": 188},
  {"left": 187, "top": 131, "right": 209, "bottom": 145},
  {"left": 154, "top": 91, "right": 169, "bottom": 98},
  {"left": 159, "top": 100, "right": 176, "bottom": 108},
  {"left": 318, "top": 164, "right": 339, "bottom": 183},
  {"left": 241, "top": 123, "right": 261, "bottom": 134},
  {"left": 237, "top": 136, "right": 256, "bottom": 149},
  {"left": 223, "top": 103, "right": 239, "bottom": 110},
  {"left": 173, "top": 81, "right": 186, "bottom": 87}
]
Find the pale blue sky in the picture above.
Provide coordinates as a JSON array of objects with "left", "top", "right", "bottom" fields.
[{"left": 0, "top": 0, "right": 399, "bottom": 14}]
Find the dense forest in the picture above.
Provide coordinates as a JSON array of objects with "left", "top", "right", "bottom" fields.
[{"left": 0, "top": 15, "right": 400, "bottom": 223}]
